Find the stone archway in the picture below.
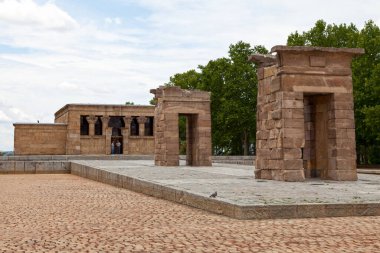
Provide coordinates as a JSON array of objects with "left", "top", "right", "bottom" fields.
[
  {"left": 250, "top": 46, "right": 364, "bottom": 182},
  {"left": 150, "top": 86, "right": 212, "bottom": 166}
]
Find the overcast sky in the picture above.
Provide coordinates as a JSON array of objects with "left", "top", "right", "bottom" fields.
[{"left": 0, "top": 0, "right": 379, "bottom": 151}]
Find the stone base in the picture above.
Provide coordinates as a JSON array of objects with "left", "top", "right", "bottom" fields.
[
  {"left": 255, "top": 168, "right": 305, "bottom": 182},
  {"left": 327, "top": 170, "right": 358, "bottom": 181}
]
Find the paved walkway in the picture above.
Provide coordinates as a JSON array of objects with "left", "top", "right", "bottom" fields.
[
  {"left": 1, "top": 174, "right": 380, "bottom": 252},
  {"left": 74, "top": 160, "right": 380, "bottom": 206}
]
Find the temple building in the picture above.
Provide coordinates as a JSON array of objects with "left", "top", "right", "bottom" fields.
[{"left": 13, "top": 104, "right": 155, "bottom": 155}]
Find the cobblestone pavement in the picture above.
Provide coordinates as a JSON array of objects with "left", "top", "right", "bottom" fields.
[{"left": 1, "top": 174, "right": 380, "bottom": 252}]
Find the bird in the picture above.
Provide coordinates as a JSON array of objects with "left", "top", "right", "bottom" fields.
[{"left": 209, "top": 191, "right": 217, "bottom": 198}]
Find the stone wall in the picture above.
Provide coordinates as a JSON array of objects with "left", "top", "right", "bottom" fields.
[
  {"left": 80, "top": 136, "right": 106, "bottom": 154},
  {"left": 55, "top": 104, "right": 155, "bottom": 155},
  {"left": 128, "top": 136, "right": 155, "bottom": 154},
  {"left": 151, "top": 86, "right": 212, "bottom": 166},
  {"left": 250, "top": 46, "right": 364, "bottom": 181},
  {"left": 13, "top": 123, "right": 67, "bottom": 155}
]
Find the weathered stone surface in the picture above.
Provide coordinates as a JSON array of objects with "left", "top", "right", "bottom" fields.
[
  {"left": 14, "top": 104, "right": 155, "bottom": 156},
  {"left": 151, "top": 86, "right": 212, "bottom": 167},
  {"left": 250, "top": 45, "right": 363, "bottom": 182}
]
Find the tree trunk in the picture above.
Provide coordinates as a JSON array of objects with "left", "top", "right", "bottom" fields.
[{"left": 243, "top": 130, "right": 248, "bottom": 156}]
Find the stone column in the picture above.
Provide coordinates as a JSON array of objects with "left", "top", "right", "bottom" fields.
[
  {"left": 137, "top": 116, "right": 147, "bottom": 136},
  {"left": 86, "top": 115, "right": 98, "bottom": 136},
  {"left": 122, "top": 116, "right": 132, "bottom": 154},
  {"left": 101, "top": 116, "right": 111, "bottom": 155}
]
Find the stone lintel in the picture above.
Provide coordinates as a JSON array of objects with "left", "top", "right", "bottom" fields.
[
  {"left": 293, "top": 86, "right": 349, "bottom": 94},
  {"left": 271, "top": 45, "right": 365, "bottom": 55}
]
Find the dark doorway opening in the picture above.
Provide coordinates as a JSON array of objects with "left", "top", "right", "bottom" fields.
[
  {"left": 303, "top": 94, "right": 331, "bottom": 178},
  {"left": 179, "top": 114, "right": 197, "bottom": 166},
  {"left": 109, "top": 116, "right": 125, "bottom": 154}
]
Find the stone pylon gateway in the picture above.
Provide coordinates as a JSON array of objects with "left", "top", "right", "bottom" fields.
[
  {"left": 150, "top": 86, "right": 212, "bottom": 166},
  {"left": 250, "top": 46, "right": 364, "bottom": 182}
]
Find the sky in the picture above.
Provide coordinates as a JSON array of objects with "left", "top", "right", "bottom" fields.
[{"left": 0, "top": 0, "right": 379, "bottom": 151}]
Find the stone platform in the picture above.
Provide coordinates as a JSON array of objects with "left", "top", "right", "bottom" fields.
[{"left": 71, "top": 160, "right": 380, "bottom": 219}]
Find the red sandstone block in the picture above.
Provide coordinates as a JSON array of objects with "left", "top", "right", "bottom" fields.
[
  {"left": 270, "top": 148, "right": 283, "bottom": 160},
  {"left": 284, "top": 159, "right": 303, "bottom": 170},
  {"left": 328, "top": 129, "right": 355, "bottom": 139},
  {"left": 276, "top": 91, "right": 303, "bottom": 101},
  {"left": 257, "top": 149, "right": 271, "bottom": 158},
  {"left": 284, "top": 148, "right": 302, "bottom": 159},
  {"left": 256, "top": 130, "right": 269, "bottom": 140},
  {"left": 267, "top": 140, "right": 277, "bottom": 148},
  {"left": 269, "top": 129, "right": 280, "bottom": 139},
  {"left": 265, "top": 120, "right": 275, "bottom": 130},
  {"left": 259, "top": 111, "right": 268, "bottom": 120},
  {"left": 283, "top": 128, "right": 304, "bottom": 139},
  {"left": 271, "top": 110, "right": 282, "bottom": 120},
  {"left": 328, "top": 109, "right": 355, "bottom": 120},
  {"left": 282, "top": 100, "right": 304, "bottom": 109},
  {"left": 282, "top": 170, "right": 305, "bottom": 182},
  {"left": 283, "top": 119, "right": 304, "bottom": 128},
  {"left": 282, "top": 109, "right": 304, "bottom": 119},
  {"left": 328, "top": 118, "right": 355, "bottom": 129},
  {"left": 275, "top": 120, "right": 283, "bottom": 129},
  {"left": 330, "top": 102, "right": 354, "bottom": 110},
  {"left": 329, "top": 148, "right": 356, "bottom": 158},
  {"left": 333, "top": 93, "right": 354, "bottom": 103},
  {"left": 259, "top": 169, "right": 273, "bottom": 179},
  {"left": 327, "top": 169, "right": 357, "bottom": 181},
  {"left": 270, "top": 77, "right": 281, "bottom": 92},
  {"left": 257, "top": 140, "right": 268, "bottom": 149},
  {"left": 325, "top": 76, "right": 353, "bottom": 90},
  {"left": 335, "top": 158, "right": 356, "bottom": 170},
  {"left": 283, "top": 138, "right": 304, "bottom": 149},
  {"left": 268, "top": 159, "right": 284, "bottom": 170}
]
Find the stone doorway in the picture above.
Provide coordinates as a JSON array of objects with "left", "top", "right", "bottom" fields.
[
  {"left": 151, "top": 86, "right": 212, "bottom": 167},
  {"left": 250, "top": 45, "right": 364, "bottom": 181},
  {"left": 303, "top": 94, "right": 331, "bottom": 179},
  {"left": 179, "top": 114, "right": 199, "bottom": 166},
  {"left": 111, "top": 136, "right": 123, "bottom": 154}
]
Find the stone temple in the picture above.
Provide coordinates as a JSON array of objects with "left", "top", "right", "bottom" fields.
[
  {"left": 13, "top": 45, "right": 363, "bottom": 181},
  {"left": 250, "top": 46, "right": 364, "bottom": 182},
  {"left": 13, "top": 86, "right": 213, "bottom": 167},
  {"left": 14, "top": 104, "right": 155, "bottom": 155}
]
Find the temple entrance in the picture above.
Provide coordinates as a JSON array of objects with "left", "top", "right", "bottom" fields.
[
  {"left": 151, "top": 86, "right": 212, "bottom": 166},
  {"left": 109, "top": 117, "right": 125, "bottom": 155},
  {"left": 303, "top": 94, "right": 330, "bottom": 179},
  {"left": 179, "top": 114, "right": 197, "bottom": 166},
  {"left": 111, "top": 136, "right": 123, "bottom": 154}
]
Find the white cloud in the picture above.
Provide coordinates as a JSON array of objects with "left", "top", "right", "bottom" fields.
[
  {"left": 0, "top": 0, "right": 78, "bottom": 30},
  {"left": 105, "top": 17, "right": 122, "bottom": 25},
  {"left": 0, "top": 110, "right": 11, "bottom": 122}
]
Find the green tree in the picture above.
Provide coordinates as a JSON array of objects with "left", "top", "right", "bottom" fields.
[
  {"left": 288, "top": 19, "right": 380, "bottom": 164},
  {"left": 168, "top": 41, "right": 268, "bottom": 155},
  {"left": 125, "top": 101, "right": 135, "bottom": 105}
]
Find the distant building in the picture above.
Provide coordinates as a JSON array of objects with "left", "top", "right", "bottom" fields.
[{"left": 13, "top": 104, "right": 155, "bottom": 155}]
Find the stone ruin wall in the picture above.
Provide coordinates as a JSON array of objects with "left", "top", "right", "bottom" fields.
[
  {"left": 252, "top": 46, "right": 364, "bottom": 181},
  {"left": 152, "top": 86, "right": 212, "bottom": 166}
]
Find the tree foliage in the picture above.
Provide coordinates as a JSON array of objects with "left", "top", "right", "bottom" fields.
[
  {"left": 288, "top": 20, "right": 380, "bottom": 164},
  {"left": 168, "top": 41, "right": 268, "bottom": 155}
]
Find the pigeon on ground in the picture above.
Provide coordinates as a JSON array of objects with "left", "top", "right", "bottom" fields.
[{"left": 209, "top": 191, "right": 217, "bottom": 198}]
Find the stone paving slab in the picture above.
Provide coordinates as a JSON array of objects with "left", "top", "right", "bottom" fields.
[{"left": 71, "top": 160, "right": 380, "bottom": 219}]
